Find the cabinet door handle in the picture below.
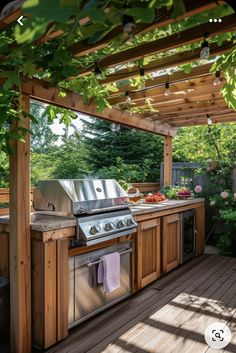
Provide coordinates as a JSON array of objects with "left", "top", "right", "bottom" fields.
[{"left": 167, "top": 219, "right": 178, "bottom": 224}]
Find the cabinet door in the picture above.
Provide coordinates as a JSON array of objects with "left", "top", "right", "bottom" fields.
[
  {"left": 195, "top": 204, "right": 205, "bottom": 256},
  {"left": 137, "top": 218, "right": 161, "bottom": 289},
  {"left": 162, "top": 213, "right": 180, "bottom": 273}
]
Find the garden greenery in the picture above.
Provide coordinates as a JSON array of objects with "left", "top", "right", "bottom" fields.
[{"left": 0, "top": 0, "right": 235, "bottom": 155}]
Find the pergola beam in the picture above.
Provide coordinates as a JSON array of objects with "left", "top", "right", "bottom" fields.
[
  {"left": 77, "top": 15, "right": 236, "bottom": 76},
  {"left": 71, "top": 0, "right": 223, "bottom": 59},
  {"left": 20, "top": 78, "right": 176, "bottom": 136},
  {"left": 101, "top": 41, "right": 234, "bottom": 85}
]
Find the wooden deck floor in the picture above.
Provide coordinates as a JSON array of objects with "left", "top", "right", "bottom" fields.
[
  {"left": 1, "top": 255, "right": 235, "bottom": 353},
  {"left": 45, "top": 254, "right": 236, "bottom": 353}
]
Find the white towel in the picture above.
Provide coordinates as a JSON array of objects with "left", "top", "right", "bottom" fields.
[{"left": 97, "top": 252, "right": 120, "bottom": 292}]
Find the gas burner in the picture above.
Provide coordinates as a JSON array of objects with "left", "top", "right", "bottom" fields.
[{"left": 77, "top": 209, "right": 137, "bottom": 246}]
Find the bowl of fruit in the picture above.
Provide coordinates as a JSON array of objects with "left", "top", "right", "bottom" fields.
[
  {"left": 144, "top": 192, "right": 167, "bottom": 203},
  {"left": 176, "top": 187, "right": 194, "bottom": 199}
]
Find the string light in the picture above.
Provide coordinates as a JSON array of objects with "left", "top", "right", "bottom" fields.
[
  {"left": 214, "top": 71, "right": 221, "bottom": 86},
  {"left": 164, "top": 82, "right": 171, "bottom": 96},
  {"left": 94, "top": 62, "right": 102, "bottom": 79},
  {"left": 110, "top": 123, "right": 120, "bottom": 132},
  {"left": 122, "top": 15, "right": 136, "bottom": 35},
  {"left": 207, "top": 114, "right": 213, "bottom": 125},
  {"left": 200, "top": 36, "right": 210, "bottom": 60},
  {"left": 125, "top": 91, "right": 132, "bottom": 104},
  {"left": 139, "top": 68, "right": 145, "bottom": 89}
]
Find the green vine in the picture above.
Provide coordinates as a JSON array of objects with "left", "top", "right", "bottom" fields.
[{"left": 0, "top": 0, "right": 235, "bottom": 153}]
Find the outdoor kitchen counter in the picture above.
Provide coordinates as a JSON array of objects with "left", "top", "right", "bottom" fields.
[
  {"left": 131, "top": 198, "right": 205, "bottom": 216},
  {"left": 0, "top": 213, "right": 77, "bottom": 231},
  {"left": 0, "top": 198, "right": 204, "bottom": 234}
]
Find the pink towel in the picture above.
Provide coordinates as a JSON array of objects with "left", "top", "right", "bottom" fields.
[{"left": 97, "top": 252, "right": 120, "bottom": 292}]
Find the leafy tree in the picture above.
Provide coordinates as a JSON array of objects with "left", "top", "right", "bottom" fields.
[
  {"left": 81, "top": 118, "right": 164, "bottom": 181},
  {"left": 30, "top": 102, "right": 58, "bottom": 153},
  {"left": 97, "top": 157, "right": 150, "bottom": 190},
  {"left": 0, "top": 152, "right": 8, "bottom": 188},
  {"left": 173, "top": 124, "right": 236, "bottom": 164},
  {"left": 50, "top": 126, "right": 91, "bottom": 179}
]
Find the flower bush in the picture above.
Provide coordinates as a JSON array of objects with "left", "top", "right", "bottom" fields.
[{"left": 209, "top": 190, "right": 236, "bottom": 256}]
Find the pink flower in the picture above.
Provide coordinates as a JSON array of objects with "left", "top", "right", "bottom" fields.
[
  {"left": 220, "top": 191, "right": 228, "bottom": 199},
  {"left": 210, "top": 200, "right": 215, "bottom": 206},
  {"left": 194, "top": 185, "right": 202, "bottom": 193}
]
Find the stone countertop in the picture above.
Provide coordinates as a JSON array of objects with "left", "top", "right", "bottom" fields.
[
  {"left": 0, "top": 198, "right": 204, "bottom": 232},
  {"left": 0, "top": 213, "right": 77, "bottom": 232},
  {"left": 130, "top": 198, "right": 205, "bottom": 216}
]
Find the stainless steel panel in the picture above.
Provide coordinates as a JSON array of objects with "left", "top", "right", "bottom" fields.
[
  {"left": 34, "top": 179, "right": 128, "bottom": 215},
  {"left": 68, "top": 257, "right": 75, "bottom": 325},
  {"left": 74, "top": 260, "right": 106, "bottom": 322},
  {"left": 69, "top": 241, "right": 132, "bottom": 327}
]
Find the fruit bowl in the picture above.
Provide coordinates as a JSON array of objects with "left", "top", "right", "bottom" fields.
[{"left": 176, "top": 192, "right": 194, "bottom": 199}]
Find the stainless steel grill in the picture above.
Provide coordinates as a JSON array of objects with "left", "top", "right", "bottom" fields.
[{"left": 34, "top": 179, "right": 137, "bottom": 245}]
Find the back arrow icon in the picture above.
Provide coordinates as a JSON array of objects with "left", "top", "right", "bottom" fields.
[{"left": 17, "top": 16, "right": 24, "bottom": 26}]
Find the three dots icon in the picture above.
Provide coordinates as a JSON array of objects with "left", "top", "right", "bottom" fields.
[{"left": 209, "top": 19, "right": 222, "bottom": 22}]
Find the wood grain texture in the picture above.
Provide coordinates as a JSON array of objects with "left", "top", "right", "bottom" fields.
[
  {"left": 20, "top": 78, "right": 176, "bottom": 137},
  {"left": 195, "top": 205, "right": 205, "bottom": 256},
  {"left": 137, "top": 218, "right": 161, "bottom": 289},
  {"left": 164, "top": 136, "right": 173, "bottom": 187},
  {"left": 9, "top": 94, "right": 31, "bottom": 353},
  {"left": 44, "top": 255, "right": 236, "bottom": 353},
  {"left": 162, "top": 213, "right": 180, "bottom": 273},
  {"left": 0, "top": 232, "right": 9, "bottom": 278}
]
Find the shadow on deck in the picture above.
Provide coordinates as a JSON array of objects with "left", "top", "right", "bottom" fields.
[{"left": 1, "top": 254, "right": 235, "bottom": 353}]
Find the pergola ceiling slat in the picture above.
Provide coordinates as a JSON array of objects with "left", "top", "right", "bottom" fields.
[
  {"left": 110, "top": 63, "right": 214, "bottom": 96},
  {"left": 100, "top": 41, "right": 234, "bottom": 85},
  {"left": 108, "top": 77, "right": 223, "bottom": 105},
  {"left": 77, "top": 14, "right": 236, "bottom": 76},
  {"left": 71, "top": 0, "right": 222, "bottom": 59},
  {"left": 168, "top": 112, "right": 236, "bottom": 126}
]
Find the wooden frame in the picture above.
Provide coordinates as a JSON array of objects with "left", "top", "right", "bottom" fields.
[{"left": 9, "top": 94, "right": 31, "bottom": 353}]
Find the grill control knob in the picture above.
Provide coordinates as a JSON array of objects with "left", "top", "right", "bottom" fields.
[
  {"left": 104, "top": 222, "right": 115, "bottom": 232},
  {"left": 116, "top": 220, "right": 126, "bottom": 229},
  {"left": 126, "top": 218, "right": 135, "bottom": 226},
  {"left": 89, "top": 225, "right": 101, "bottom": 235}
]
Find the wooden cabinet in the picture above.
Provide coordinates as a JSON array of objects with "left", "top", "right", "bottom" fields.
[
  {"left": 137, "top": 218, "right": 161, "bottom": 289},
  {"left": 162, "top": 213, "right": 180, "bottom": 273},
  {"left": 195, "top": 204, "right": 205, "bottom": 255}
]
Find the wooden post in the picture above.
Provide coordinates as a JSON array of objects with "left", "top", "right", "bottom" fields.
[
  {"left": 9, "top": 94, "right": 31, "bottom": 353},
  {"left": 163, "top": 135, "right": 173, "bottom": 186}
]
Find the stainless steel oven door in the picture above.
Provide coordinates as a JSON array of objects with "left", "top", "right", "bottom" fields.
[{"left": 68, "top": 241, "right": 132, "bottom": 328}]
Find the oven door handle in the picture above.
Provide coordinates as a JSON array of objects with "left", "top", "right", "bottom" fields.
[{"left": 87, "top": 248, "right": 132, "bottom": 267}]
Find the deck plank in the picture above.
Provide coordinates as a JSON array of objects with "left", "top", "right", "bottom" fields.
[{"left": 44, "top": 255, "right": 236, "bottom": 353}]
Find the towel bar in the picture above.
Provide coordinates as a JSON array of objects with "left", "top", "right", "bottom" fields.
[{"left": 87, "top": 248, "right": 132, "bottom": 267}]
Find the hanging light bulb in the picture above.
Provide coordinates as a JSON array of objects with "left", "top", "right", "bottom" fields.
[
  {"left": 164, "top": 82, "right": 171, "bottom": 96},
  {"left": 125, "top": 91, "right": 131, "bottom": 104},
  {"left": 122, "top": 14, "right": 136, "bottom": 35},
  {"left": 200, "top": 37, "right": 210, "bottom": 60},
  {"left": 94, "top": 62, "right": 102, "bottom": 79},
  {"left": 207, "top": 114, "right": 213, "bottom": 125},
  {"left": 110, "top": 123, "right": 116, "bottom": 132},
  {"left": 138, "top": 68, "right": 145, "bottom": 89},
  {"left": 116, "top": 124, "right": 121, "bottom": 132},
  {"left": 214, "top": 71, "right": 221, "bottom": 86}
]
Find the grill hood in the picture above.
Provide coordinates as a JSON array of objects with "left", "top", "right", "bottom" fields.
[{"left": 33, "top": 179, "right": 129, "bottom": 216}]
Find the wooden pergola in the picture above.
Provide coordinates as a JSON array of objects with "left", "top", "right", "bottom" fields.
[{"left": 0, "top": 1, "right": 236, "bottom": 352}]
